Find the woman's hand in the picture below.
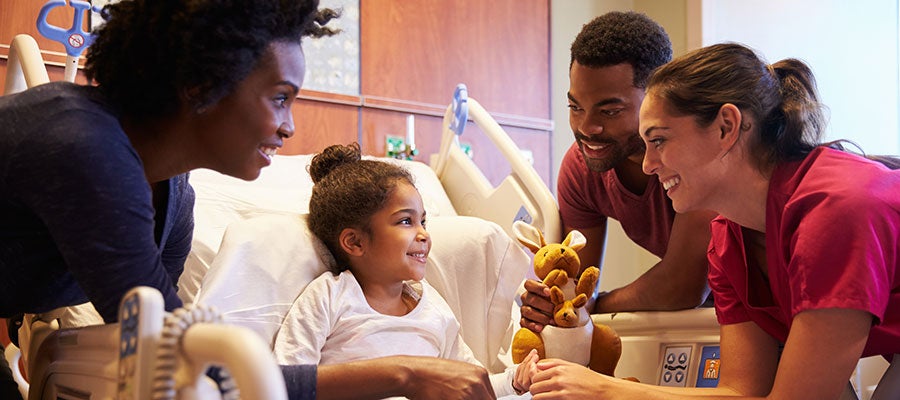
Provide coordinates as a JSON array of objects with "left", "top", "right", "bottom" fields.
[
  {"left": 529, "top": 358, "right": 626, "bottom": 399},
  {"left": 402, "top": 357, "right": 496, "bottom": 400},
  {"left": 520, "top": 279, "right": 554, "bottom": 332},
  {"left": 316, "top": 356, "right": 495, "bottom": 400}
]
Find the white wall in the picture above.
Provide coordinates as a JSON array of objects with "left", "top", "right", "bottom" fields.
[{"left": 697, "top": 0, "right": 900, "bottom": 155}]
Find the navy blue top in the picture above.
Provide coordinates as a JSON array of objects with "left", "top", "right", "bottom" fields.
[
  {"left": 0, "top": 82, "right": 190, "bottom": 322},
  {"left": 0, "top": 82, "right": 318, "bottom": 397}
]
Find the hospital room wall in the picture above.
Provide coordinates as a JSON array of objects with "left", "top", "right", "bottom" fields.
[
  {"left": 550, "top": 0, "right": 900, "bottom": 291},
  {"left": 0, "top": 0, "right": 554, "bottom": 187},
  {"left": 290, "top": 0, "right": 552, "bottom": 189}
]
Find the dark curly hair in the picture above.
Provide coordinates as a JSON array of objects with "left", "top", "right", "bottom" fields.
[
  {"left": 307, "top": 143, "right": 415, "bottom": 273},
  {"left": 570, "top": 11, "right": 672, "bottom": 88},
  {"left": 85, "top": 0, "right": 339, "bottom": 120}
]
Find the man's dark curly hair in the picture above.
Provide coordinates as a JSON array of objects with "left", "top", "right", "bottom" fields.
[
  {"left": 307, "top": 143, "right": 416, "bottom": 273},
  {"left": 85, "top": 0, "right": 339, "bottom": 120},
  {"left": 570, "top": 11, "right": 672, "bottom": 88}
]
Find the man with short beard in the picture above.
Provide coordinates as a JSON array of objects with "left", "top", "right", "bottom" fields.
[{"left": 519, "top": 12, "right": 718, "bottom": 333}]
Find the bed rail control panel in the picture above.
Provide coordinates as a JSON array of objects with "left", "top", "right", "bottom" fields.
[{"left": 657, "top": 343, "right": 720, "bottom": 388}]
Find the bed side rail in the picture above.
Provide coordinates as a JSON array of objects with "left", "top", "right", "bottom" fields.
[
  {"left": 4, "top": 34, "right": 50, "bottom": 96},
  {"left": 431, "top": 85, "right": 561, "bottom": 242}
]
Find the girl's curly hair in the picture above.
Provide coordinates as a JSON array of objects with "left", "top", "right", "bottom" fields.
[
  {"left": 307, "top": 143, "right": 415, "bottom": 272},
  {"left": 85, "top": 0, "right": 339, "bottom": 120}
]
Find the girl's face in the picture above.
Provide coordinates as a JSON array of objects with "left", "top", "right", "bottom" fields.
[
  {"left": 358, "top": 181, "right": 431, "bottom": 283},
  {"left": 639, "top": 94, "right": 727, "bottom": 213},
  {"left": 196, "top": 40, "right": 305, "bottom": 180}
]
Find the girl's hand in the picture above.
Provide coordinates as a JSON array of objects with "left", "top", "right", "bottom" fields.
[{"left": 513, "top": 349, "right": 540, "bottom": 394}]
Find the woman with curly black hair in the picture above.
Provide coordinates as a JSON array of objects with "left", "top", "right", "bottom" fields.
[
  {"left": 1, "top": 0, "right": 337, "bottom": 325},
  {"left": 0, "top": 1, "right": 495, "bottom": 399}
]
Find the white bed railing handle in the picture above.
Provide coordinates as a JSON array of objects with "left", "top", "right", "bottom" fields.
[
  {"left": 4, "top": 34, "right": 51, "bottom": 96},
  {"left": 433, "top": 87, "right": 561, "bottom": 242},
  {"left": 181, "top": 323, "right": 288, "bottom": 400}
]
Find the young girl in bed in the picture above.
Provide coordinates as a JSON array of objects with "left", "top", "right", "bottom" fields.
[{"left": 273, "top": 143, "right": 538, "bottom": 397}]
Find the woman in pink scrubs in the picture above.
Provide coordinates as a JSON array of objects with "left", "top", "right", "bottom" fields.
[{"left": 529, "top": 42, "right": 900, "bottom": 400}]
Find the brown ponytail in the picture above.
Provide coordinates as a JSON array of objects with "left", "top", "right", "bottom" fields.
[{"left": 647, "top": 43, "right": 826, "bottom": 171}]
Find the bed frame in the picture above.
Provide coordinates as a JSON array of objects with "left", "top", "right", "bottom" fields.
[{"left": 430, "top": 84, "right": 561, "bottom": 243}]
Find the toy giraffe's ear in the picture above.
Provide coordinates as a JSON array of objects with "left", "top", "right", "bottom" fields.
[
  {"left": 562, "top": 229, "right": 586, "bottom": 252},
  {"left": 513, "top": 220, "right": 545, "bottom": 254}
]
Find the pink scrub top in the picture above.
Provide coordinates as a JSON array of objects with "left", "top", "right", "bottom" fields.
[{"left": 708, "top": 147, "right": 900, "bottom": 358}]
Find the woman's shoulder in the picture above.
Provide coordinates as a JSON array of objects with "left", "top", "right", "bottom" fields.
[
  {"left": 9, "top": 82, "right": 114, "bottom": 116},
  {"left": 774, "top": 147, "right": 898, "bottom": 204}
]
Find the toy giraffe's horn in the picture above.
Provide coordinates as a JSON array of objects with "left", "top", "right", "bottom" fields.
[{"left": 512, "top": 220, "right": 544, "bottom": 254}]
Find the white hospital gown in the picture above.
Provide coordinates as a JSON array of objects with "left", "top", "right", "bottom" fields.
[{"left": 273, "top": 270, "right": 517, "bottom": 397}]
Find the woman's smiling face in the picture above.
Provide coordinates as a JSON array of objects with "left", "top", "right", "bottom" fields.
[
  {"left": 639, "top": 94, "right": 727, "bottom": 213},
  {"left": 196, "top": 40, "right": 305, "bottom": 180}
]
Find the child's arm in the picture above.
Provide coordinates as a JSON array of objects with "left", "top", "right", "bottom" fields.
[{"left": 484, "top": 348, "right": 540, "bottom": 398}]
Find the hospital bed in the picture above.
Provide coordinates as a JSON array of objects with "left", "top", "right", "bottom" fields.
[{"left": 181, "top": 84, "right": 555, "bottom": 378}]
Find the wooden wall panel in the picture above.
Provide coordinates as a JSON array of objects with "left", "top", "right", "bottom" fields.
[
  {"left": 361, "top": 108, "right": 550, "bottom": 186},
  {"left": 360, "top": 0, "right": 550, "bottom": 120},
  {"left": 284, "top": 98, "right": 360, "bottom": 156},
  {"left": 359, "top": 108, "right": 443, "bottom": 159}
]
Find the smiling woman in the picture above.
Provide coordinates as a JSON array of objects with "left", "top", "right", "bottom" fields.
[
  {"left": 0, "top": 0, "right": 336, "bottom": 329},
  {"left": 0, "top": 0, "right": 341, "bottom": 398},
  {"left": 189, "top": 40, "right": 306, "bottom": 180}
]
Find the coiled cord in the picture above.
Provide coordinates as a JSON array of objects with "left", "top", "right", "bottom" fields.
[{"left": 151, "top": 304, "right": 239, "bottom": 400}]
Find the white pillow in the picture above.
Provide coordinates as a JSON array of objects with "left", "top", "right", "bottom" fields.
[
  {"left": 423, "top": 215, "right": 531, "bottom": 372},
  {"left": 194, "top": 213, "right": 332, "bottom": 348}
]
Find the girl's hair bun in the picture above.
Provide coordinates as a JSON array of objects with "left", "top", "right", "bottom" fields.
[{"left": 309, "top": 142, "right": 362, "bottom": 184}]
